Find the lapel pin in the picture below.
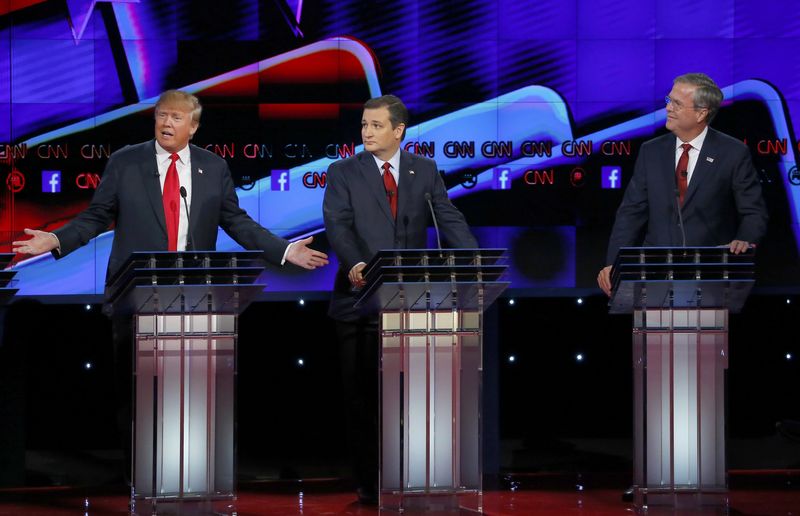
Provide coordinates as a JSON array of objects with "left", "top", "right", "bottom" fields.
[
  {"left": 706, "top": 157, "right": 714, "bottom": 163},
  {"left": 199, "top": 168, "right": 204, "bottom": 174},
  {"left": 409, "top": 170, "right": 415, "bottom": 175}
]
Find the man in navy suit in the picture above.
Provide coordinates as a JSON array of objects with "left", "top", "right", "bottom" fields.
[
  {"left": 598, "top": 73, "right": 768, "bottom": 295},
  {"left": 13, "top": 90, "right": 329, "bottom": 482},
  {"left": 13, "top": 90, "right": 328, "bottom": 275},
  {"left": 323, "top": 94, "right": 477, "bottom": 503}
]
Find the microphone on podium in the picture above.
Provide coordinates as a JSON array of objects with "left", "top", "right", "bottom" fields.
[
  {"left": 674, "top": 187, "right": 686, "bottom": 248},
  {"left": 179, "top": 186, "right": 195, "bottom": 252},
  {"left": 424, "top": 192, "right": 442, "bottom": 252}
]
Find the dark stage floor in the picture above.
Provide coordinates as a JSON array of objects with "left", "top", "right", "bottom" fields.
[{"left": 0, "top": 472, "right": 799, "bottom": 515}]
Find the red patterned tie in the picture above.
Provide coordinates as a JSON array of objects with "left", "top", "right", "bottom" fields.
[
  {"left": 163, "top": 153, "right": 180, "bottom": 251},
  {"left": 676, "top": 143, "right": 691, "bottom": 206},
  {"left": 382, "top": 162, "right": 397, "bottom": 219}
]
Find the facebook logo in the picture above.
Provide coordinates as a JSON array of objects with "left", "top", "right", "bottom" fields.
[
  {"left": 601, "top": 166, "right": 622, "bottom": 189},
  {"left": 42, "top": 170, "right": 61, "bottom": 193},
  {"left": 492, "top": 167, "right": 511, "bottom": 190},
  {"left": 270, "top": 169, "right": 290, "bottom": 191}
]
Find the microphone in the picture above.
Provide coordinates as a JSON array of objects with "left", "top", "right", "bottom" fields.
[
  {"left": 674, "top": 187, "right": 687, "bottom": 248},
  {"left": 179, "top": 186, "right": 195, "bottom": 252},
  {"left": 424, "top": 192, "right": 442, "bottom": 251},
  {"left": 680, "top": 170, "right": 688, "bottom": 178}
]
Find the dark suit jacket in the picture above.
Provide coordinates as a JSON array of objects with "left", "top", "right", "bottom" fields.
[
  {"left": 323, "top": 150, "right": 478, "bottom": 321},
  {"left": 606, "top": 127, "right": 768, "bottom": 265},
  {"left": 53, "top": 140, "right": 289, "bottom": 284}
]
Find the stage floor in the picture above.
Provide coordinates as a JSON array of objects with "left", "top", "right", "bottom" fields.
[{"left": 0, "top": 473, "right": 798, "bottom": 515}]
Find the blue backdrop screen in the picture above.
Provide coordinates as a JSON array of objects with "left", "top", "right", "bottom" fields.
[{"left": 1, "top": 0, "right": 798, "bottom": 297}]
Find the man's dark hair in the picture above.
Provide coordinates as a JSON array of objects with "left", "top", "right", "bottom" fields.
[{"left": 364, "top": 94, "right": 408, "bottom": 139}]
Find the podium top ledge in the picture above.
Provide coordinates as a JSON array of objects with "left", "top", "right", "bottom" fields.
[
  {"left": 107, "top": 250, "right": 265, "bottom": 285},
  {"left": 615, "top": 246, "right": 755, "bottom": 261},
  {"left": 366, "top": 248, "right": 506, "bottom": 264}
]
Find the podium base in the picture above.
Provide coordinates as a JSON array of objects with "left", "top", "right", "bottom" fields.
[
  {"left": 131, "top": 495, "right": 236, "bottom": 515},
  {"left": 633, "top": 486, "right": 728, "bottom": 512},
  {"left": 380, "top": 489, "right": 482, "bottom": 513}
]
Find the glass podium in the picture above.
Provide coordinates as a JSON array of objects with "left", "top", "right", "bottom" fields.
[{"left": 355, "top": 248, "right": 508, "bottom": 513}]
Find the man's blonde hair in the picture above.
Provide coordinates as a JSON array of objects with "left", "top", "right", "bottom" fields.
[{"left": 155, "top": 90, "right": 202, "bottom": 124}]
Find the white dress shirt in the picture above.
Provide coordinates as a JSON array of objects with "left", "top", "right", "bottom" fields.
[
  {"left": 675, "top": 126, "right": 708, "bottom": 185},
  {"left": 155, "top": 141, "right": 192, "bottom": 251},
  {"left": 371, "top": 148, "right": 401, "bottom": 185}
]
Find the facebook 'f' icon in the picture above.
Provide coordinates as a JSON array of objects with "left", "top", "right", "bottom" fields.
[
  {"left": 492, "top": 167, "right": 511, "bottom": 190},
  {"left": 270, "top": 169, "right": 290, "bottom": 191},
  {"left": 42, "top": 170, "right": 61, "bottom": 193},
  {"left": 601, "top": 166, "right": 622, "bottom": 189}
]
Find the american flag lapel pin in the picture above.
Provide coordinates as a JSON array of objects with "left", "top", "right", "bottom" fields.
[
  {"left": 706, "top": 157, "right": 714, "bottom": 163},
  {"left": 409, "top": 170, "right": 415, "bottom": 175},
  {"left": 199, "top": 168, "right": 204, "bottom": 174}
]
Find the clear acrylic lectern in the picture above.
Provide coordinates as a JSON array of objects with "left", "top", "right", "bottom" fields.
[
  {"left": 355, "top": 248, "right": 508, "bottom": 513},
  {"left": 610, "top": 246, "right": 755, "bottom": 511},
  {"left": 106, "top": 251, "right": 266, "bottom": 513}
]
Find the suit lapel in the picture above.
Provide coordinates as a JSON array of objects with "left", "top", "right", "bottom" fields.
[
  {"left": 358, "top": 152, "right": 395, "bottom": 225},
  {"left": 142, "top": 140, "right": 167, "bottom": 235},
  {"left": 397, "top": 151, "right": 415, "bottom": 220},
  {"left": 188, "top": 145, "right": 204, "bottom": 238},
  {"left": 683, "top": 129, "right": 717, "bottom": 208},
  {"left": 661, "top": 134, "right": 678, "bottom": 201}
]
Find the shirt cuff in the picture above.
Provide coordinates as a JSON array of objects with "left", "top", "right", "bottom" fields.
[
  {"left": 49, "top": 232, "right": 61, "bottom": 256},
  {"left": 280, "top": 241, "right": 294, "bottom": 265}
]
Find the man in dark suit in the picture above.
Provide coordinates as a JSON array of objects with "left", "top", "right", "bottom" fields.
[
  {"left": 323, "top": 94, "right": 477, "bottom": 503},
  {"left": 13, "top": 89, "right": 328, "bottom": 275},
  {"left": 598, "top": 73, "right": 768, "bottom": 295},
  {"left": 12, "top": 90, "right": 329, "bottom": 482}
]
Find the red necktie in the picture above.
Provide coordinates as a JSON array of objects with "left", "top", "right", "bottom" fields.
[
  {"left": 676, "top": 143, "right": 691, "bottom": 206},
  {"left": 163, "top": 153, "right": 180, "bottom": 251},
  {"left": 382, "top": 162, "right": 397, "bottom": 219}
]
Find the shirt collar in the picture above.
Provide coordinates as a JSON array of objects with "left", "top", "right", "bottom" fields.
[
  {"left": 676, "top": 125, "right": 708, "bottom": 151},
  {"left": 371, "top": 148, "right": 401, "bottom": 173},
  {"left": 155, "top": 141, "right": 191, "bottom": 164}
]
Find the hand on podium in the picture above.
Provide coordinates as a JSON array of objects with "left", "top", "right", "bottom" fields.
[
  {"left": 726, "top": 239, "right": 752, "bottom": 255},
  {"left": 597, "top": 265, "right": 613, "bottom": 297},
  {"left": 348, "top": 262, "right": 367, "bottom": 289}
]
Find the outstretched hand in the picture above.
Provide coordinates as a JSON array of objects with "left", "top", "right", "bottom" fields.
[
  {"left": 285, "top": 236, "right": 329, "bottom": 269},
  {"left": 12, "top": 228, "right": 59, "bottom": 256}
]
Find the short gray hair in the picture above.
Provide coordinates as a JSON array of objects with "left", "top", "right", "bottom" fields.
[{"left": 674, "top": 73, "right": 723, "bottom": 123}]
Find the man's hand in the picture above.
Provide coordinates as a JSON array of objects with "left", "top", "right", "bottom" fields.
[
  {"left": 285, "top": 236, "right": 329, "bottom": 269},
  {"left": 348, "top": 262, "right": 366, "bottom": 289},
  {"left": 12, "top": 228, "right": 59, "bottom": 256},
  {"left": 597, "top": 265, "right": 613, "bottom": 297},
  {"left": 727, "top": 240, "right": 752, "bottom": 255}
]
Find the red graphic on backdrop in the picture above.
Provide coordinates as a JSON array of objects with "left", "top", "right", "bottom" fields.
[{"left": 6, "top": 170, "right": 25, "bottom": 193}]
